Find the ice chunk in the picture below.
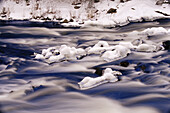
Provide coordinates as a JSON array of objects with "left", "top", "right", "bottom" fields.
[{"left": 78, "top": 68, "right": 122, "bottom": 90}]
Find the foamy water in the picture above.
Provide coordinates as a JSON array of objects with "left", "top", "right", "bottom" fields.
[{"left": 0, "top": 20, "right": 170, "bottom": 113}]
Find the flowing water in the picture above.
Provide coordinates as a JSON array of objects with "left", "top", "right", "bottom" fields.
[{"left": 0, "top": 20, "right": 170, "bottom": 113}]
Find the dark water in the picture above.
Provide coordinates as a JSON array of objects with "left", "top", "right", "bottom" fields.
[{"left": 0, "top": 20, "right": 170, "bottom": 113}]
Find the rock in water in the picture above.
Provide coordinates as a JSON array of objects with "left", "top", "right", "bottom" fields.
[{"left": 162, "top": 40, "right": 170, "bottom": 50}]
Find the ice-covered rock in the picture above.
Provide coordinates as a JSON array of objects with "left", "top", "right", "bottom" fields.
[
  {"left": 78, "top": 68, "right": 122, "bottom": 90},
  {"left": 101, "top": 45, "right": 131, "bottom": 62}
]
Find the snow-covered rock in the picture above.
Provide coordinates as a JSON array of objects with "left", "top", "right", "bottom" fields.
[
  {"left": 48, "top": 55, "right": 65, "bottom": 63},
  {"left": 119, "top": 42, "right": 137, "bottom": 49},
  {"left": 101, "top": 45, "right": 131, "bottom": 62},
  {"left": 87, "top": 41, "right": 110, "bottom": 54},
  {"left": 141, "top": 27, "right": 169, "bottom": 36},
  {"left": 78, "top": 68, "right": 122, "bottom": 90},
  {"left": 35, "top": 54, "right": 45, "bottom": 60},
  {"left": 34, "top": 40, "right": 165, "bottom": 63},
  {"left": 35, "top": 45, "right": 87, "bottom": 63},
  {"left": 136, "top": 44, "right": 157, "bottom": 52}
]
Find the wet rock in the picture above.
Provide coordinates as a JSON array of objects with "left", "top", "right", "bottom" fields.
[
  {"left": 0, "top": 57, "right": 11, "bottom": 65},
  {"left": 74, "top": 6, "right": 81, "bottom": 9},
  {"left": 9, "top": 90, "right": 14, "bottom": 93},
  {"left": 156, "top": 0, "right": 170, "bottom": 5},
  {"left": 41, "top": 17, "right": 51, "bottom": 21},
  {"left": 156, "top": 0, "right": 164, "bottom": 5},
  {"left": 131, "top": 8, "right": 135, "bottom": 10},
  {"left": 72, "top": 1, "right": 81, "bottom": 5},
  {"left": 107, "top": 8, "right": 117, "bottom": 14},
  {"left": 94, "top": 0, "right": 100, "bottom": 3},
  {"left": 69, "top": 19, "right": 74, "bottom": 22},
  {"left": 119, "top": 61, "right": 129, "bottom": 67},
  {"left": 62, "top": 19, "right": 69, "bottom": 23},
  {"left": 56, "top": 18, "right": 63, "bottom": 21},
  {"left": 32, "top": 85, "right": 45, "bottom": 92},
  {"left": 93, "top": 67, "right": 103, "bottom": 76},
  {"left": 135, "top": 63, "right": 154, "bottom": 73},
  {"left": 113, "top": 39, "right": 124, "bottom": 41},
  {"left": 25, "top": 0, "right": 30, "bottom": 6},
  {"left": 120, "top": 0, "right": 131, "bottom": 3},
  {"left": 162, "top": 40, "right": 170, "bottom": 50}
]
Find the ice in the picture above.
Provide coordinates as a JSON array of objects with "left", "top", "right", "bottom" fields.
[{"left": 78, "top": 68, "right": 122, "bottom": 90}]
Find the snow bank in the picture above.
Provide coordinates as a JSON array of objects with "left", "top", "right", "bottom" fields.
[{"left": 0, "top": 0, "right": 170, "bottom": 27}]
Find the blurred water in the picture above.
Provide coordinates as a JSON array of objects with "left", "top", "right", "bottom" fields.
[{"left": 0, "top": 20, "right": 170, "bottom": 113}]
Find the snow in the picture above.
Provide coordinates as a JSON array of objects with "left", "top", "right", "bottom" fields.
[
  {"left": 78, "top": 68, "right": 122, "bottom": 90},
  {"left": 1, "top": 0, "right": 170, "bottom": 27}
]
